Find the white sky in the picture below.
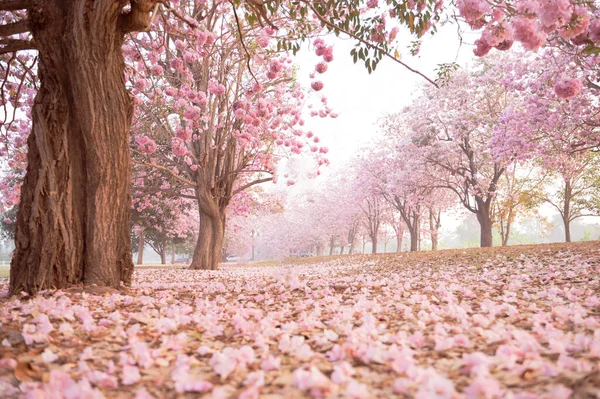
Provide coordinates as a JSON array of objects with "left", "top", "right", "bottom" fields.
[
  {"left": 296, "top": 23, "right": 480, "bottom": 171},
  {"left": 273, "top": 22, "right": 480, "bottom": 191}
]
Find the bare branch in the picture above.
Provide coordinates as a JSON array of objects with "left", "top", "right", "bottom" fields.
[
  {"left": 0, "top": 0, "right": 31, "bottom": 11},
  {"left": 133, "top": 155, "right": 198, "bottom": 188},
  {"left": 0, "top": 38, "right": 35, "bottom": 54},
  {"left": 231, "top": 1, "right": 259, "bottom": 84},
  {"left": 0, "top": 19, "right": 29, "bottom": 37},
  {"left": 232, "top": 176, "right": 273, "bottom": 197}
]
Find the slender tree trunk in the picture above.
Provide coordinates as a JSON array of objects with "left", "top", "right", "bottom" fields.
[
  {"left": 137, "top": 230, "right": 145, "bottom": 265},
  {"left": 563, "top": 181, "right": 572, "bottom": 243},
  {"left": 383, "top": 242, "right": 387, "bottom": 253},
  {"left": 340, "top": 245, "right": 345, "bottom": 255},
  {"left": 171, "top": 243, "right": 175, "bottom": 264},
  {"left": 501, "top": 221, "right": 511, "bottom": 246},
  {"left": 476, "top": 201, "right": 494, "bottom": 247},
  {"left": 160, "top": 244, "right": 166, "bottom": 265},
  {"left": 396, "top": 232, "right": 403, "bottom": 253},
  {"left": 563, "top": 215, "right": 571, "bottom": 243},
  {"left": 329, "top": 236, "right": 335, "bottom": 256},
  {"left": 9, "top": 0, "right": 153, "bottom": 295}
]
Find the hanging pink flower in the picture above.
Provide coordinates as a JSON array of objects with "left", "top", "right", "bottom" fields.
[
  {"left": 315, "top": 62, "right": 328, "bottom": 74},
  {"left": 311, "top": 81, "right": 324, "bottom": 91}
]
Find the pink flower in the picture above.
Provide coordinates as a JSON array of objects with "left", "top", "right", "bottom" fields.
[
  {"left": 457, "top": 0, "right": 491, "bottom": 23},
  {"left": 414, "top": 371, "right": 457, "bottom": 399},
  {"left": 40, "top": 348, "right": 58, "bottom": 363},
  {"left": 260, "top": 355, "right": 281, "bottom": 371},
  {"left": 464, "top": 375, "right": 503, "bottom": 399},
  {"left": 346, "top": 379, "right": 370, "bottom": 398},
  {"left": 473, "top": 39, "right": 492, "bottom": 57},
  {"left": 589, "top": 19, "right": 600, "bottom": 42},
  {"left": 122, "top": 365, "right": 142, "bottom": 385},
  {"left": 331, "top": 362, "right": 354, "bottom": 384},
  {"left": 461, "top": 352, "right": 491, "bottom": 376},
  {"left": 311, "top": 81, "right": 324, "bottom": 91},
  {"left": 293, "top": 366, "right": 335, "bottom": 396},
  {"left": 149, "top": 65, "right": 163, "bottom": 76},
  {"left": 315, "top": 62, "right": 328, "bottom": 74},
  {"left": 135, "top": 388, "right": 155, "bottom": 399},
  {"left": 554, "top": 76, "right": 581, "bottom": 99}
]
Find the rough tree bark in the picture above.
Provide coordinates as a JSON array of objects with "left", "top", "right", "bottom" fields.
[
  {"left": 190, "top": 188, "right": 225, "bottom": 270},
  {"left": 9, "top": 0, "right": 156, "bottom": 295},
  {"left": 475, "top": 198, "right": 494, "bottom": 248}
]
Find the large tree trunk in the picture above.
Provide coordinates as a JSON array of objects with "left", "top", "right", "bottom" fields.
[
  {"left": 476, "top": 201, "right": 494, "bottom": 248},
  {"left": 409, "top": 227, "right": 418, "bottom": 252},
  {"left": 371, "top": 235, "right": 378, "bottom": 254},
  {"left": 8, "top": 0, "right": 155, "bottom": 295},
  {"left": 190, "top": 203, "right": 225, "bottom": 271},
  {"left": 137, "top": 230, "right": 145, "bottom": 265}
]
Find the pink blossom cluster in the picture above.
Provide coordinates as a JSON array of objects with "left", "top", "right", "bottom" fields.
[{"left": 458, "top": 0, "right": 600, "bottom": 58}]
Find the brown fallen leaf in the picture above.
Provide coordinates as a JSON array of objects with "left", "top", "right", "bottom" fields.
[
  {"left": 14, "top": 361, "right": 40, "bottom": 382},
  {"left": 572, "top": 371, "right": 600, "bottom": 399},
  {"left": 0, "top": 326, "right": 24, "bottom": 346}
]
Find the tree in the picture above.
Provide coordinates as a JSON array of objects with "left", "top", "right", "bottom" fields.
[
  {"left": 3, "top": 1, "right": 164, "bottom": 295},
  {"left": 491, "top": 162, "right": 546, "bottom": 246},
  {"left": 396, "top": 56, "right": 517, "bottom": 248},
  {"left": 128, "top": 3, "right": 335, "bottom": 270},
  {"left": 376, "top": 119, "right": 452, "bottom": 251},
  {"left": 3, "top": 0, "right": 598, "bottom": 293},
  {"left": 542, "top": 152, "right": 600, "bottom": 242}
]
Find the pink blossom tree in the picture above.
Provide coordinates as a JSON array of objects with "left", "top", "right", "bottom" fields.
[
  {"left": 389, "top": 56, "right": 518, "bottom": 248},
  {"left": 3, "top": 0, "right": 599, "bottom": 293}
]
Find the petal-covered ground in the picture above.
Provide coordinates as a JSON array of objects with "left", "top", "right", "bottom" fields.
[{"left": 1, "top": 242, "right": 599, "bottom": 398}]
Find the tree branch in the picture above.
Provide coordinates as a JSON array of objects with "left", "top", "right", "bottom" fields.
[
  {"left": 0, "top": 0, "right": 30, "bottom": 11},
  {"left": 0, "top": 19, "right": 29, "bottom": 37},
  {"left": 301, "top": 0, "right": 438, "bottom": 88},
  {"left": 133, "top": 156, "right": 198, "bottom": 188},
  {"left": 232, "top": 176, "right": 272, "bottom": 197},
  {"left": 0, "top": 38, "right": 35, "bottom": 54}
]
